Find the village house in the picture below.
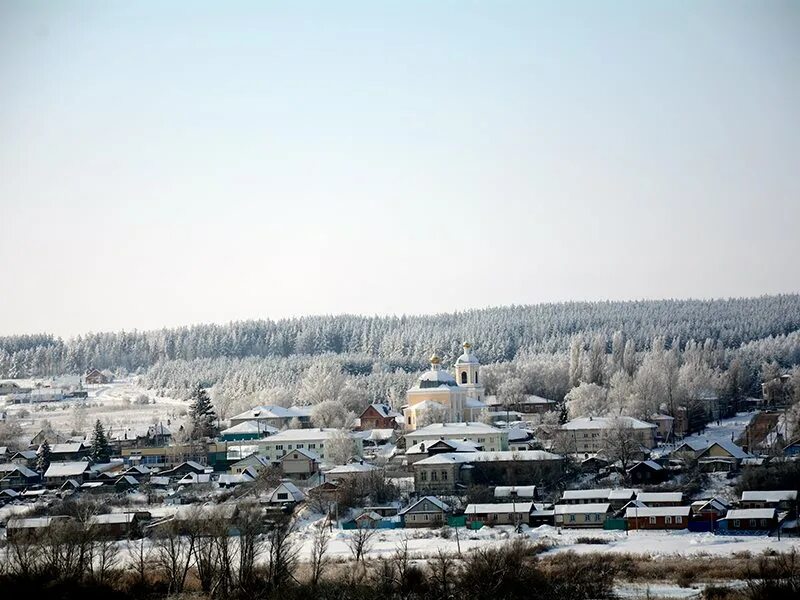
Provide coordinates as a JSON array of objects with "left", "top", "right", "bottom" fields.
[
  {"left": 85, "top": 368, "right": 110, "bottom": 385},
  {"left": 554, "top": 503, "right": 613, "bottom": 528},
  {"left": 691, "top": 498, "right": 729, "bottom": 524},
  {"left": 625, "top": 506, "right": 692, "bottom": 530},
  {"left": 719, "top": 508, "right": 780, "bottom": 533},
  {"left": 561, "top": 416, "right": 657, "bottom": 454},
  {"left": 413, "top": 450, "right": 562, "bottom": 494},
  {"left": 358, "top": 403, "right": 402, "bottom": 430},
  {"left": 696, "top": 440, "right": 751, "bottom": 472},
  {"left": 159, "top": 461, "right": 207, "bottom": 481},
  {"left": 398, "top": 496, "right": 450, "bottom": 528},
  {"left": 558, "top": 488, "right": 636, "bottom": 509},
  {"left": 465, "top": 502, "right": 533, "bottom": 527},
  {"left": 256, "top": 428, "right": 363, "bottom": 464},
  {"left": 280, "top": 448, "right": 320, "bottom": 479},
  {"left": 43, "top": 461, "right": 92, "bottom": 487},
  {"left": 89, "top": 512, "right": 150, "bottom": 539},
  {"left": 627, "top": 460, "right": 667, "bottom": 484},
  {"left": 0, "top": 464, "right": 40, "bottom": 490},
  {"left": 404, "top": 422, "right": 508, "bottom": 452},
  {"left": 649, "top": 414, "right": 675, "bottom": 441},
  {"left": 324, "top": 461, "right": 378, "bottom": 483},
  {"left": 6, "top": 516, "right": 71, "bottom": 542},
  {"left": 739, "top": 490, "right": 797, "bottom": 513},
  {"left": 122, "top": 442, "right": 220, "bottom": 469},
  {"left": 267, "top": 480, "right": 305, "bottom": 504},
  {"left": 402, "top": 345, "right": 487, "bottom": 431},
  {"left": 228, "top": 453, "right": 270, "bottom": 475}
]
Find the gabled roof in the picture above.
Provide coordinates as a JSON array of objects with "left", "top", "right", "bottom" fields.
[
  {"left": 723, "top": 508, "right": 778, "bottom": 520},
  {"left": 494, "top": 485, "right": 536, "bottom": 498},
  {"left": 561, "top": 488, "right": 613, "bottom": 501},
  {"left": 220, "top": 420, "right": 279, "bottom": 436},
  {"left": 698, "top": 440, "right": 751, "bottom": 460},
  {"left": 280, "top": 447, "right": 320, "bottom": 461},
  {"left": 741, "top": 490, "right": 797, "bottom": 503},
  {"left": 269, "top": 480, "right": 305, "bottom": 502},
  {"left": 628, "top": 460, "right": 663, "bottom": 472},
  {"left": 405, "top": 438, "right": 480, "bottom": 454},
  {"left": 44, "top": 461, "right": 91, "bottom": 477},
  {"left": 231, "top": 405, "right": 312, "bottom": 421},
  {"left": 465, "top": 502, "right": 533, "bottom": 514},
  {"left": 326, "top": 462, "right": 378, "bottom": 475},
  {"left": 398, "top": 495, "right": 450, "bottom": 515},
  {"left": 363, "top": 403, "right": 401, "bottom": 418},
  {"left": 50, "top": 442, "right": 85, "bottom": 454},
  {"left": 405, "top": 422, "right": 502, "bottom": 438}
]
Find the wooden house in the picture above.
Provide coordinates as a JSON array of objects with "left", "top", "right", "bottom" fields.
[
  {"left": 625, "top": 506, "right": 691, "bottom": 530},
  {"left": 398, "top": 496, "right": 450, "bottom": 528}
]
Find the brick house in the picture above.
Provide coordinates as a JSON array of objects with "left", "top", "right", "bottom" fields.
[{"left": 358, "top": 403, "right": 401, "bottom": 430}]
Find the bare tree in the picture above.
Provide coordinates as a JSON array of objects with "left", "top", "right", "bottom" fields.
[
  {"left": 265, "top": 513, "right": 298, "bottom": 590},
  {"left": 347, "top": 524, "right": 376, "bottom": 565},
  {"left": 154, "top": 519, "right": 197, "bottom": 594},
  {"left": 428, "top": 549, "right": 457, "bottom": 600},
  {"left": 309, "top": 519, "right": 331, "bottom": 587},
  {"left": 603, "top": 417, "right": 642, "bottom": 474},
  {"left": 237, "top": 506, "right": 268, "bottom": 594},
  {"left": 127, "top": 536, "right": 153, "bottom": 588}
]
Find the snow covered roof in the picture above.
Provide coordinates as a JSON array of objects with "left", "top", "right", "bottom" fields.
[
  {"left": 636, "top": 492, "right": 683, "bottom": 503},
  {"left": 465, "top": 502, "right": 533, "bottom": 514},
  {"left": 554, "top": 503, "right": 611, "bottom": 514},
  {"left": 563, "top": 416, "right": 656, "bottom": 430},
  {"left": 723, "top": 508, "right": 778, "bottom": 520},
  {"left": 281, "top": 447, "right": 320, "bottom": 461},
  {"left": 465, "top": 398, "right": 487, "bottom": 409},
  {"left": 405, "top": 439, "right": 480, "bottom": 454},
  {"left": 366, "top": 403, "right": 401, "bottom": 418},
  {"left": 90, "top": 513, "right": 138, "bottom": 525},
  {"left": 0, "top": 464, "right": 37, "bottom": 478},
  {"left": 698, "top": 440, "right": 751, "bottom": 460},
  {"left": 494, "top": 485, "right": 536, "bottom": 498},
  {"left": 220, "top": 420, "right": 279, "bottom": 436},
  {"left": 404, "top": 422, "right": 502, "bottom": 438},
  {"left": 266, "top": 428, "right": 352, "bottom": 442},
  {"left": 269, "top": 480, "right": 305, "bottom": 503},
  {"left": 741, "top": 490, "right": 797, "bottom": 502},
  {"left": 608, "top": 489, "right": 637, "bottom": 500},
  {"left": 628, "top": 460, "right": 663, "bottom": 472},
  {"left": 44, "top": 461, "right": 91, "bottom": 477},
  {"left": 231, "top": 405, "right": 312, "bottom": 421},
  {"left": 415, "top": 368, "right": 458, "bottom": 388},
  {"left": 455, "top": 343, "right": 479, "bottom": 365},
  {"left": 8, "top": 516, "right": 66, "bottom": 529},
  {"left": 414, "top": 450, "right": 561, "bottom": 466},
  {"left": 561, "top": 488, "right": 613, "bottom": 501},
  {"left": 326, "top": 462, "right": 378, "bottom": 475},
  {"left": 625, "top": 506, "right": 692, "bottom": 518},
  {"left": 50, "top": 442, "right": 84, "bottom": 454},
  {"left": 398, "top": 496, "right": 450, "bottom": 515}
]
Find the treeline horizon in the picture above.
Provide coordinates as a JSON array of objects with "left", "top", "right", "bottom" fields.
[{"left": 2, "top": 294, "right": 800, "bottom": 380}]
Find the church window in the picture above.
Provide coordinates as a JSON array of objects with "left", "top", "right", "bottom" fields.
[
  {"left": 474, "top": 372, "right": 478, "bottom": 383},
  {"left": 461, "top": 371, "right": 467, "bottom": 384}
]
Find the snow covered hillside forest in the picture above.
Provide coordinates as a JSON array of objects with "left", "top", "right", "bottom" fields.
[{"left": 3, "top": 295, "right": 800, "bottom": 422}]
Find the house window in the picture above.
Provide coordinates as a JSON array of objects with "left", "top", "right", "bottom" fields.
[
  {"left": 461, "top": 372, "right": 467, "bottom": 384},
  {"left": 421, "top": 472, "right": 427, "bottom": 481},
  {"left": 595, "top": 513, "right": 602, "bottom": 521},
  {"left": 760, "top": 519, "right": 766, "bottom": 526},
  {"left": 441, "top": 471, "right": 448, "bottom": 481},
  {"left": 750, "top": 520, "right": 756, "bottom": 527},
  {"left": 277, "top": 493, "right": 288, "bottom": 500},
  {"left": 431, "top": 471, "right": 438, "bottom": 481},
  {"left": 734, "top": 520, "right": 740, "bottom": 527},
  {"left": 649, "top": 516, "right": 657, "bottom": 524},
  {"left": 569, "top": 514, "right": 576, "bottom": 522},
  {"left": 297, "top": 444, "right": 304, "bottom": 449},
  {"left": 275, "top": 445, "right": 283, "bottom": 450},
  {"left": 676, "top": 516, "right": 682, "bottom": 524},
  {"left": 665, "top": 516, "right": 672, "bottom": 524},
  {"left": 309, "top": 444, "right": 316, "bottom": 449},
  {"left": 474, "top": 372, "right": 478, "bottom": 384}
]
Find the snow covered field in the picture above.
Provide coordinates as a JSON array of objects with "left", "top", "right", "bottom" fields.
[{"left": 2, "top": 380, "right": 189, "bottom": 440}]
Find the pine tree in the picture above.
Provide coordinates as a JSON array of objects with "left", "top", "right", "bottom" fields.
[
  {"left": 189, "top": 384, "right": 217, "bottom": 440},
  {"left": 90, "top": 419, "right": 111, "bottom": 463},
  {"left": 36, "top": 439, "right": 51, "bottom": 473}
]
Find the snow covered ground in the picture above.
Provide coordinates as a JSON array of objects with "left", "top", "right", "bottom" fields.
[{"left": 2, "top": 380, "right": 189, "bottom": 440}]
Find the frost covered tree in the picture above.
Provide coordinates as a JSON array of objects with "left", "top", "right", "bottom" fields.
[
  {"left": 603, "top": 417, "right": 641, "bottom": 474},
  {"left": 565, "top": 382, "right": 607, "bottom": 419},
  {"left": 324, "top": 429, "right": 360, "bottom": 465},
  {"left": 36, "top": 439, "right": 51, "bottom": 473},
  {"left": 90, "top": 419, "right": 111, "bottom": 463},
  {"left": 189, "top": 385, "right": 217, "bottom": 440},
  {"left": 606, "top": 371, "right": 637, "bottom": 416},
  {"left": 415, "top": 403, "right": 447, "bottom": 428},
  {"left": 311, "top": 400, "right": 355, "bottom": 429}
]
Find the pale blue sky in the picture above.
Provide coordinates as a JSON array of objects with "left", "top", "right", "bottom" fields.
[{"left": 1, "top": 1, "right": 799, "bottom": 337}]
